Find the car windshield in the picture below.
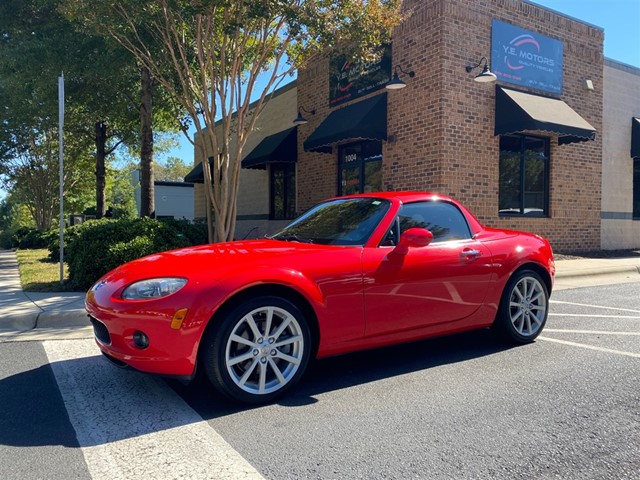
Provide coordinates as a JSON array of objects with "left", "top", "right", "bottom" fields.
[{"left": 272, "top": 197, "right": 391, "bottom": 246}]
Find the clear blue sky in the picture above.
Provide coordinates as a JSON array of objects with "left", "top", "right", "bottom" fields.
[
  {"left": 531, "top": 0, "right": 640, "bottom": 67},
  {"left": 1, "top": 1, "right": 638, "bottom": 202}
]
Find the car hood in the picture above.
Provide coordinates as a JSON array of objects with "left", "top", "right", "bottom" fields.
[{"left": 101, "top": 239, "right": 348, "bottom": 282}]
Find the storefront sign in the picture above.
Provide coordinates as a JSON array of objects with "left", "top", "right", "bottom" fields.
[
  {"left": 491, "top": 20, "right": 563, "bottom": 94},
  {"left": 329, "top": 45, "right": 391, "bottom": 107}
]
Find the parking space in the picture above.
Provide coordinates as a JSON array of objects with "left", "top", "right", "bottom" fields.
[
  {"left": 542, "top": 285, "right": 640, "bottom": 359},
  {"left": 2, "top": 280, "right": 637, "bottom": 480}
]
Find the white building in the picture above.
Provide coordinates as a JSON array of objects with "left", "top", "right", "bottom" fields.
[{"left": 132, "top": 171, "right": 195, "bottom": 220}]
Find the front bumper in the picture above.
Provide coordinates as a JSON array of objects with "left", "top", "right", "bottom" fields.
[
  {"left": 87, "top": 311, "right": 201, "bottom": 377},
  {"left": 85, "top": 275, "right": 227, "bottom": 378}
]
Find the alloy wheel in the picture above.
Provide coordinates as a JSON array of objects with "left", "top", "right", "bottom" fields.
[
  {"left": 224, "top": 306, "right": 305, "bottom": 395},
  {"left": 508, "top": 276, "right": 547, "bottom": 337}
]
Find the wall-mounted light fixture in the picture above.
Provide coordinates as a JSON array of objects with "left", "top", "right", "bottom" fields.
[
  {"left": 465, "top": 57, "right": 497, "bottom": 83},
  {"left": 386, "top": 65, "right": 416, "bottom": 90},
  {"left": 584, "top": 79, "right": 594, "bottom": 91},
  {"left": 293, "top": 106, "right": 316, "bottom": 125}
]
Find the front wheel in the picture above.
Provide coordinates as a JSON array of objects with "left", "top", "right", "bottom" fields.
[
  {"left": 493, "top": 270, "right": 549, "bottom": 343},
  {"left": 201, "top": 296, "right": 312, "bottom": 404}
]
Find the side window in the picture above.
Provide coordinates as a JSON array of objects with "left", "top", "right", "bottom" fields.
[{"left": 381, "top": 201, "right": 472, "bottom": 245}]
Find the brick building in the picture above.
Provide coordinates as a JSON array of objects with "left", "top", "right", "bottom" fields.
[
  {"left": 187, "top": 0, "right": 640, "bottom": 252},
  {"left": 297, "top": 0, "right": 602, "bottom": 252}
]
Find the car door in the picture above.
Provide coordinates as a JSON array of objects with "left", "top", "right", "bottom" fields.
[{"left": 362, "top": 200, "right": 494, "bottom": 337}]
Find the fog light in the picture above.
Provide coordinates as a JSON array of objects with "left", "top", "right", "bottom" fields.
[{"left": 132, "top": 331, "right": 149, "bottom": 349}]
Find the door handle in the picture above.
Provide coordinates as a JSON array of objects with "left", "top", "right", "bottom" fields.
[{"left": 460, "top": 249, "right": 481, "bottom": 261}]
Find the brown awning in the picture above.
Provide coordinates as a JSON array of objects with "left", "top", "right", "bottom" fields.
[{"left": 495, "top": 86, "right": 596, "bottom": 145}]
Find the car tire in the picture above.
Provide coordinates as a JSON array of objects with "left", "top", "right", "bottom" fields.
[
  {"left": 493, "top": 269, "right": 549, "bottom": 344},
  {"left": 201, "top": 296, "right": 312, "bottom": 404}
]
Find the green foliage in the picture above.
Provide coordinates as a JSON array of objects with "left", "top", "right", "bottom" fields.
[
  {"left": 64, "top": 217, "right": 207, "bottom": 290},
  {"left": 0, "top": 0, "right": 140, "bottom": 226},
  {"left": 159, "top": 218, "right": 208, "bottom": 245},
  {"left": 155, "top": 157, "right": 193, "bottom": 182},
  {"left": 62, "top": 0, "right": 401, "bottom": 242},
  {"left": 17, "top": 228, "right": 58, "bottom": 249},
  {"left": 106, "top": 236, "right": 154, "bottom": 267},
  {"left": 0, "top": 196, "right": 40, "bottom": 248},
  {"left": 106, "top": 165, "right": 138, "bottom": 219},
  {"left": 0, "top": 226, "right": 55, "bottom": 250},
  {"left": 48, "top": 223, "right": 84, "bottom": 262}
]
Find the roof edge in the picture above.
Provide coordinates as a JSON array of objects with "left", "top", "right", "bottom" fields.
[{"left": 605, "top": 58, "right": 640, "bottom": 75}]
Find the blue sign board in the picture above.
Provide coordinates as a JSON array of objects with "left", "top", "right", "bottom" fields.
[{"left": 491, "top": 20, "right": 563, "bottom": 94}]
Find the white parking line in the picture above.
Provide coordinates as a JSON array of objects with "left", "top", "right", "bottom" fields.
[
  {"left": 548, "top": 313, "right": 640, "bottom": 318},
  {"left": 44, "top": 339, "right": 264, "bottom": 480},
  {"left": 544, "top": 329, "right": 640, "bottom": 336},
  {"left": 538, "top": 336, "right": 640, "bottom": 358},
  {"left": 550, "top": 300, "right": 640, "bottom": 314}
]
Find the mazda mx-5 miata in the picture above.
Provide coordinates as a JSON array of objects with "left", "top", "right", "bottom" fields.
[{"left": 86, "top": 192, "right": 555, "bottom": 403}]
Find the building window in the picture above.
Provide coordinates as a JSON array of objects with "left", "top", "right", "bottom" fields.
[
  {"left": 634, "top": 159, "right": 640, "bottom": 219},
  {"left": 338, "top": 140, "right": 382, "bottom": 195},
  {"left": 270, "top": 163, "right": 296, "bottom": 220},
  {"left": 499, "top": 134, "right": 549, "bottom": 217}
]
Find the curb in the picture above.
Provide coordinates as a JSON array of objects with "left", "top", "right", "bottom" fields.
[
  {"left": 1, "top": 313, "right": 38, "bottom": 333},
  {"left": 0, "top": 308, "right": 89, "bottom": 334},
  {"left": 37, "top": 309, "right": 90, "bottom": 329},
  {"left": 555, "top": 264, "right": 640, "bottom": 279}
]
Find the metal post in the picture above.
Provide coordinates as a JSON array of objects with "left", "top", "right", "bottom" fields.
[{"left": 58, "top": 73, "right": 64, "bottom": 285}]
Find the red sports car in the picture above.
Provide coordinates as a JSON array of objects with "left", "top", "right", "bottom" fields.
[{"left": 86, "top": 192, "right": 555, "bottom": 403}]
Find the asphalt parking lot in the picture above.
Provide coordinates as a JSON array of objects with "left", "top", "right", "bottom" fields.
[
  {"left": 1, "top": 276, "right": 638, "bottom": 480},
  {"left": 170, "top": 281, "right": 640, "bottom": 480}
]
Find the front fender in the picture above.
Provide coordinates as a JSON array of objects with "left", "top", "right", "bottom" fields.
[{"left": 210, "top": 261, "right": 366, "bottom": 354}]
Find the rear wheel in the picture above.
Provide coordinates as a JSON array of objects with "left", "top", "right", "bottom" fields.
[
  {"left": 493, "top": 270, "right": 549, "bottom": 343},
  {"left": 202, "top": 296, "right": 311, "bottom": 404}
]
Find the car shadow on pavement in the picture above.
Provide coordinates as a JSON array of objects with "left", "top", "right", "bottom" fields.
[
  {"left": 171, "top": 328, "right": 517, "bottom": 418},
  {"left": 0, "top": 364, "right": 81, "bottom": 448}
]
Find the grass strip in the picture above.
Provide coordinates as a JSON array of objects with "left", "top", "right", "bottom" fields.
[{"left": 16, "top": 249, "right": 76, "bottom": 292}]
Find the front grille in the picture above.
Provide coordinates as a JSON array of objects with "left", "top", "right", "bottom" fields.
[{"left": 89, "top": 316, "right": 111, "bottom": 345}]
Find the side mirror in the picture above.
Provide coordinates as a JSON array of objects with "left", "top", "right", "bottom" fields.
[{"left": 393, "top": 227, "right": 433, "bottom": 255}]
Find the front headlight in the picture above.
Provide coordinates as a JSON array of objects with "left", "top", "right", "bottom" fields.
[{"left": 122, "top": 278, "right": 187, "bottom": 300}]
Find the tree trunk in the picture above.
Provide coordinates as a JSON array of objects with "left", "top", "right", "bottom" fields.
[
  {"left": 95, "top": 121, "right": 107, "bottom": 219},
  {"left": 140, "top": 66, "right": 154, "bottom": 217}
]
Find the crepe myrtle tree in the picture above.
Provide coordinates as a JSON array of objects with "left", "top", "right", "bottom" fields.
[{"left": 64, "top": 0, "right": 402, "bottom": 242}]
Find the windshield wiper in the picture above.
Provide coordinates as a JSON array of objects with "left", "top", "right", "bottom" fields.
[{"left": 273, "top": 234, "right": 315, "bottom": 244}]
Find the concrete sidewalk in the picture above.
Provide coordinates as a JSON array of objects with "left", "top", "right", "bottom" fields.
[
  {"left": 0, "top": 250, "right": 90, "bottom": 339},
  {"left": 1, "top": 249, "right": 640, "bottom": 339}
]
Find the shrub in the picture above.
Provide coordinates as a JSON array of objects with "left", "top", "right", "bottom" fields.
[
  {"left": 65, "top": 217, "right": 203, "bottom": 290},
  {"left": 18, "top": 228, "right": 57, "bottom": 249},
  {"left": 48, "top": 223, "right": 84, "bottom": 262},
  {"left": 0, "top": 229, "right": 17, "bottom": 249},
  {"left": 106, "top": 236, "right": 155, "bottom": 267},
  {"left": 158, "top": 217, "right": 208, "bottom": 245},
  {"left": 0, "top": 226, "right": 56, "bottom": 250}
]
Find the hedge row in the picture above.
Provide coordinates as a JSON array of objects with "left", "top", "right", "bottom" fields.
[
  {"left": 4, "top": 218, "right": 208, "bottom": 290},
  {"left": 59, "top": 217, "right": 208, "bottom": 290},
  {"left": 0, "top": 226, "right": 57, "bottom": 250}
]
